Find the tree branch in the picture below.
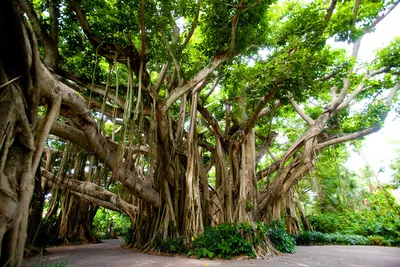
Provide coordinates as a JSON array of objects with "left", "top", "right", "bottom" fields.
[
  {"left": 182, "top": 0, "right": 202, "bottom": 49},
  {"left": 140, "top": 0, "right": 146, "bottom": 56},
  {"left": 57, "top": 69, "right": 123, "bottom": 106},
  {"left": 320, "top": 82, "right": 399, "bottom": 149},
  {"left": 325, "top": 0, "right": 337, "bottom": 24},
  {"left": 257, "top": 100, "right": 281, "bottom": 119},
  {"left": 197, "top": 102, "right": 224, "bottom": 138},
  {"left": 18, "top": 0, "right": 51, "bottom": 47},
  {"left": 386, "top": 82, "right": 400, "bottom": 106},
  {"left": 227, "top": 1, "right": 243, "bottom": 54},
  {"left": 316, "top": 126, "right": 380, "bottom": 149},
  {"left": 202, "top": 74, "right": 221, "bottom": 106},
  {"left": 42, "top": 169, "right": 139, "bottom": 215},
  {"left": 161, "top": 28, "right": 182, "bottom": 82},
  {"left": 18, "top": 0, "right": 58, "bottom": 68},
  {"left": 244, "top": 88, "right": 277, "bottom": 133},
  {"left": 351, "top": 0, "right": 361, "bottom": 26},
  {"left": 317, "top": 70, "right": 340, "bottom": 82},
  {"left": 255, "top": 132, "right": 278, "bottom": 165},
  {"left": 35, "top": 57, "right": 160, "bottom": 206},
  {"left": 46, "top": 116, "right": 95, "bottom": 152},
  {"left": 69, "top": 0, "right": 150, "bottom": 86},
  {"left": 163, "top": 54, "right": 229, "bottom": 111},
  {"left": 289, "top": 97, "right": 314, "bottom": 125},
  {"left": 364, "top": 1, "right": 400, "bottom": 34},
  {"left": 336, "top": 68, "right": 388, "bottom": 111},
  {"left": 154, "top": 63, "right": 169, "bottom": 94}
]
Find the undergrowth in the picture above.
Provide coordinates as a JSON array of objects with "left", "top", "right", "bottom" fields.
[
  {"left": 306, "top": 189, "right": 400, "bottom": 247},
  {"left": 293, "top": 231, "right": 400, "bottom": 247},
  {"left": 153, "top": 221, "right": 295, "bottom": 259}
]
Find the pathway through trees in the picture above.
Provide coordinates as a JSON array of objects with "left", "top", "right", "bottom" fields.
[{"left": 24, "top": 238, "right": 400, "bottom": 267}]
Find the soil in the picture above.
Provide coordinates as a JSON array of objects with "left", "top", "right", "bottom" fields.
[{"left": 23, "top": 238, "right": 400, "bottom": 267}]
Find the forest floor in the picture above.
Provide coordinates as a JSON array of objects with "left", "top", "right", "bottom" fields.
[{"left": 23, "top": 238, "right": 400, "bottom": 267}]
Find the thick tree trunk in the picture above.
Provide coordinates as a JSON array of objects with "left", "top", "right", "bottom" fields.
[
  {"left": 258, "top": 122, "right": 324, "bottom": 222},
  {"left": 25, "top": 164, "right": 47, "bottom": 256},
  {"left": 211, "top": 137, "right": 229, "bottom": 225},
  {"left": 0, "top": 2, "right": 39, "bottom": 264},
  {"left": 59, "top": 193, "right": 98, "bottom": 244},
  {"left": 182, "top": 92, "right": 203, "bottom": 243},
  {"left": 236, "top": 129, "right": 258, "bottom": 223},
  {"left": 283, "top": 188, "right": 302, "bottom": 234}
]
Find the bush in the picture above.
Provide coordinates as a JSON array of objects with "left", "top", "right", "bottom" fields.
[
  {"left": 368, "top": 235, "right": 389, "bottom": 246},
  {"left": 154, "top": 234, "right": 188, "bottom": 254},
  {"left": 150, "top": 221, "right": 296, "bottom": 259},
  {"left": 293, "top": 231, "right": 370, "bottom": 246},
  {"left": 266, "top": 221, "right": 296, "bottom": 254},
  {"left": 190, "top": 223, "right": 255, "bottom": 259},
  {"left": 308, "top": 189, "right": 400, "bottom": 246},
  {"left": 190, "top": 221, "right": 295, "bottom": 259}
]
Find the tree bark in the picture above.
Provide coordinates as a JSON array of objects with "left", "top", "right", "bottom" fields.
[{"left": 0, "top": 1, "right": 39, "bottom": 264}]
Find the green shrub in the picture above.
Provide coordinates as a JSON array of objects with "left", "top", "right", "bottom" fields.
[
  {"left": 293, "top": 231, "right": 370, "bottom": 246},
  {"left": 122, "top": 228, "right": 133, "bottom": 244},
  {"left": 266, "top": 221, "right": 296, "bottom": 254},
  {"left": 293, "top": 231, "right": 327, "bottom": 245},
  {"left": 154, "top": 234, "right": 188, "bottom": 254},
  {"left": 190, "top": 223, "right": 255, "bottom": 259},
  {"left": 190, "top": 221, "right": 295, "bottom": 259},
  {"left": 149, "top": 221, "right": 296, "bottom": 259},
  {"left": 368, "top": 235, "right": 389, "bottom": 246},
  {"left": 308, "top": 189, "right": 400, "bottom": 245},
  {"left": 386, "top": 238, "right": 400, "bottom": 246}
]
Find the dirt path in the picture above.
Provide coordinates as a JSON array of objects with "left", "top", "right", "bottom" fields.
[{"left": 23, "top": 238, "right": 400, "bottom": 267}]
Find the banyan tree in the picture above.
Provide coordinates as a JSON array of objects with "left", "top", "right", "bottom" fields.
[{"left": 1, "top": 0, "right": 400, "bottom": 265}]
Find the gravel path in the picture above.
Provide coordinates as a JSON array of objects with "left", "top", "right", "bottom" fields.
[{"left": 23, "top": 238, "right": 400, "bottom": 267}]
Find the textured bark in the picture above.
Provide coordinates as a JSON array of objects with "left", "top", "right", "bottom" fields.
[
  {"left": 0, "top": 1, "right": 39, "bottom": 264},
  {"left": 182, "top": 92, "right": 203, "bottom": 243},
  {"left": 42, "top": 169, "right": 140, "bottom": 216},
  {"left": 236, "top": 130, "right": 258, "bottom": 223},
  {"left": 283, "top": 188, "right": 301, "bottom": 234},
  {"left": 25, "top": 165, "right": 47, "bottom": 256},
  {"left": 35, "top": 56, "right": 160, "bottom": 207},
  {"left": 294, "top": 189, "right": 312, "bottom": 231},
  {"left": 59, "top": 193, "right": 98, "bottom": 244}
]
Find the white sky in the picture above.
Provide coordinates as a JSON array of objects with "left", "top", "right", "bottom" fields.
[{"left": 343, "top": 6, "right": 400, "bottom": 183}]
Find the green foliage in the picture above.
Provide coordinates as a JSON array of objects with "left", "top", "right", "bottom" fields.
[
  {"left": 293, "top": 231, "right": 370, "bottom": 246},
  {"left": 92, "top": 208, "right": 131, "bottom": 239},
  {"left": 308, "top": 188, "right": 400, "bottom": 246},
  {"left": 37, "top": 216, "right": 62, "bottom": 247},
  {"left": 152, "top": 221, "right": 295, "bottom": 259},
  {"left": 368, "top": 235, "right": 389, "bottom": 246},
  {"left": 327, "top": 0, "right": 388, "bottom": 43},
  {"left": 200, "top": 0, "right": 273, "bottom": 56},
  {"left": 390, "top": 141, "right": 400, "bottom": 189},
  {"left": 245, "top": 200, "right": 254, "bottom": 211},
  {"left": 373, "top": 37, "right": 400, "bottom": 74},
  {"left": 154, "top": 234, "right": 188, "bottom": 254},
  {"left": 190, "top": 223, "right": 255, "bottom": 259},
  {"left": 190, "top": 221, "right": 295, "bottom": 259},
  {"left": 266, "top": 221, "right": 296, "bottom": 254}
]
